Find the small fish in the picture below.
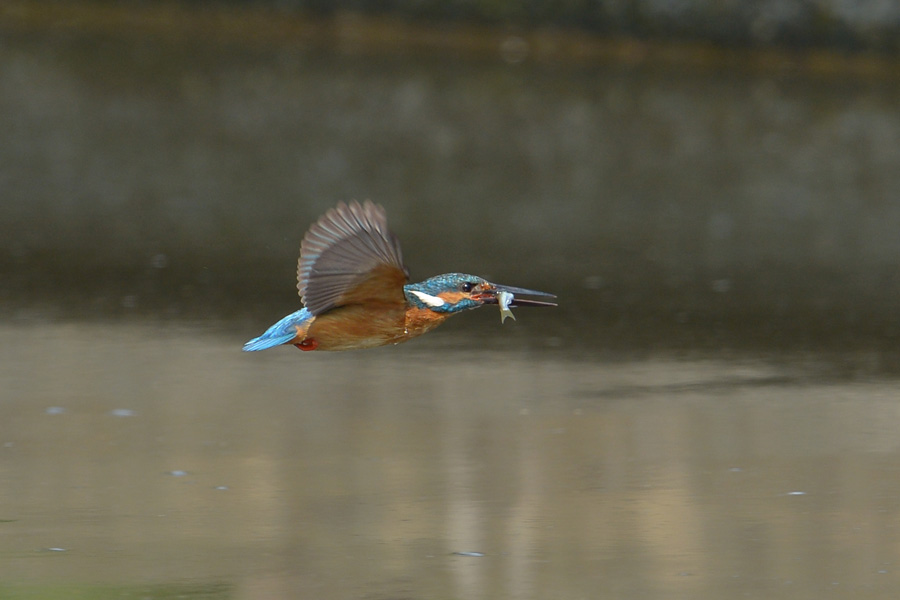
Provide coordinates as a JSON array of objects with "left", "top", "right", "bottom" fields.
[{"left": 497, "top": 290, "right": 516, "bottom": 324}]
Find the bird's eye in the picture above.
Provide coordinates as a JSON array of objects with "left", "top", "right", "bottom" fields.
[{"left": 461, "top": 282, "right": 474, "bottom": 293}]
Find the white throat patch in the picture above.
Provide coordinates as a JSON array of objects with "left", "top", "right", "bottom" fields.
[{"left": 410, "top": 290, "right": 446, "bottom": 307}]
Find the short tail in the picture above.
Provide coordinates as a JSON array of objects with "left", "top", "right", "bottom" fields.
[{"left": 242, "top": 309, "right": 310, "bottom": 352}]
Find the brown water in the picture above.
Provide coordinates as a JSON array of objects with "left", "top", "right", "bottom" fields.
[
  {"left": 3, "top": 324, "right": 900, "bottom": 600},
  {"left": 3, "top": 5, "right": 900, "bottom": 600}
]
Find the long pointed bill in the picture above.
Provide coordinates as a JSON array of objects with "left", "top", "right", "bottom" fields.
[{"left": 478, "top": 284, "right": 557, "bottom": 307}]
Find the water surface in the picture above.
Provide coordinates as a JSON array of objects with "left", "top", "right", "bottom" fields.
[
  {"left": 2, "top": 10, "right": 900, "bottom": 600},
  {"left": 3, "top": 324, "right": 900, "bottom": 599}
]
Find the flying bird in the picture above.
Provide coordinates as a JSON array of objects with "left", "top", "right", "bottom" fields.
[{"left": 243, "top": 201, "right": 556, "bottom": 352}]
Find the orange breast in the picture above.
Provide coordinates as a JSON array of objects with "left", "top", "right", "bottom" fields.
[
  {"left": 304, "top": 304, "right": 408, "bottom": 351},
  {"left": 299, "top": 304, "right": 455, "bottom": 351},
  {"left": 403, "top": 306, "right": 452, "bottom": 339}
]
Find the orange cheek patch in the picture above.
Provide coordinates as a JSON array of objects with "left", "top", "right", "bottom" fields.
[{"left": 438, "top": 291, "right": 468, "bottom": 304}]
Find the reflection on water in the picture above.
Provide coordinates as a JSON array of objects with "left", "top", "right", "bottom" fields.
[
  {"left": 2, "top": 323, "right": 900, "bottom": 599},
  {"left": 2, "top": 19, "right": 900, "bottom": 370},
  {"left": 3, "top": 7, "right": 900, "bottom": 600}
]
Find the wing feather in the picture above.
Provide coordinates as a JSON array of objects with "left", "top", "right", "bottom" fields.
[{"left": 298, "top": 200, "right": 409, "bottom": 315}]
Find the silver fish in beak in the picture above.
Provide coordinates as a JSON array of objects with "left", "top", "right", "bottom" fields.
[
  {"left": 476, "top": 283, "right": 556, "bottom": 323},
  {"left": 497, "top": 290, "right": 516, "bottom": 323}
]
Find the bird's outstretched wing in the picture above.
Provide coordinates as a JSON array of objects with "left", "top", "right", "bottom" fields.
[{"left": 298, "top": 200, "right": 409, "bottom": 316}]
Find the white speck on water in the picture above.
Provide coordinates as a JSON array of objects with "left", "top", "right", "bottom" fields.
[
  {"left": 786, "top": 491, "right": 807, "bottom": 496},
  {"left": 150, "top": 253, "right": 168, "bottom": 269},
  {"left": 545, "top": 336, "right": 563, "bottom": 347},
  {"left": 583, "top": 275, "right": 604, "bottom": 289},
  {"left": 167, "top": 470, "right": 189, "bottom": 477},
  {"left": 499, "top": 36, "right": 528, "bottom": 64},
  {"left": 215, "top": 485, "right": 229, "bottom": 491},
  {"left": 711, "top": 278, "right": 732, "bottom": 293},
  {"left": 45, "top": 407, "right": 65, "bottom": 415},
  {"left": 110, "top": 408, "right": 137, "bottom": 417},
  {"left": 452, "top": 551, "right": 485, "bottom": 557},
  {"left": 46, "top": 547, "right": 67, "bottom": 552}
]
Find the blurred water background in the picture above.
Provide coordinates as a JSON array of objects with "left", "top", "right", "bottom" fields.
[{"left": 2, "top": 2, "right": 900, "bottom": 599}]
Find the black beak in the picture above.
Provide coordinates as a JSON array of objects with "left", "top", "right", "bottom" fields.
[{"left": 481, "top": 283, "right": 557, "bottom": 307}]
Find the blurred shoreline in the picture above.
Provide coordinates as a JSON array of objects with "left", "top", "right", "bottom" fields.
[{"left": 2, "top": 0, "right": 900, "bottom": 78}]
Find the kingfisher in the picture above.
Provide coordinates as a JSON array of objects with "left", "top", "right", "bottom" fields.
[{"left": 243, "top": 201, "right": 556, "bottom": 352}]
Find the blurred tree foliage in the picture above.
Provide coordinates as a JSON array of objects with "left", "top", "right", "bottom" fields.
[{"left": 157, "top": 0, "right": 900, "bottom": 52}]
